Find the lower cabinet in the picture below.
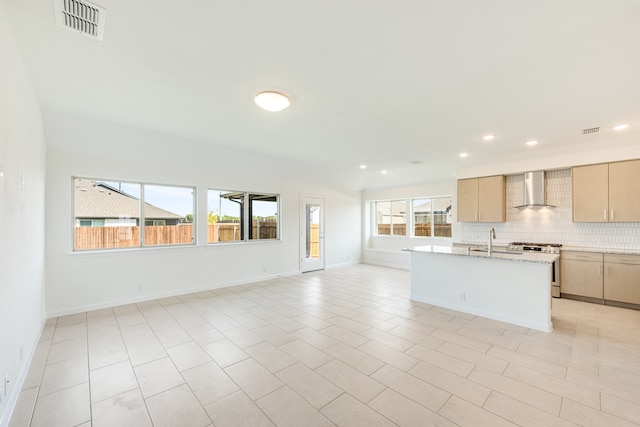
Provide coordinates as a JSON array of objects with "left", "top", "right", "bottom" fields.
[
  {"left": 560, "top": 251, "right": 603, "bottom": 299},
  {"left": 604, "top": 254, "right": 640, "bottom": 305},
  {"left": 561, "top": 251, "right": 640, "bottom": 306}
]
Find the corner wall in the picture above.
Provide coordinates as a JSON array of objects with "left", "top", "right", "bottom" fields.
[
  {"left": 0, "top": 5, "right": 47, "bottom": 426},
  {"left": 44, "top": 111, "right": 362, "bottom": 316}
]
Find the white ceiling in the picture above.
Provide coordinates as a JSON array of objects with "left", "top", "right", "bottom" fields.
[{"left": 2, "top": 0, "right": 640, "bottom": 189}]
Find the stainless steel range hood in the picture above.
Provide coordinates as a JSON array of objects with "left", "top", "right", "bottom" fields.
[{"left": 514, "top": 171, "right": 555, "bottom": 208}]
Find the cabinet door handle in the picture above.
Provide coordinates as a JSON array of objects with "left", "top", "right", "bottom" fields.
[
  {"left": 611, "top": 210, "right": 615, "bottom": 221},
  {"left": 604, "top": 210, "right": 607, "bottom": 221},
  {"left": 478, "top": 212, "right": 482, "bottom": 221},
  {"left": 599, "top": 265, "right": 602, "bottom": 275}
]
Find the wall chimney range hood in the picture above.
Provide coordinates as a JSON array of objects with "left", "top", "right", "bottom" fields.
[{"left": 514, "top": 171, "right": 555, "bottom": 208}]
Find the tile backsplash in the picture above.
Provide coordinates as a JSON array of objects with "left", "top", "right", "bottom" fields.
[{"left": 459, "top": 169, "right": 640, "bottom": 249}]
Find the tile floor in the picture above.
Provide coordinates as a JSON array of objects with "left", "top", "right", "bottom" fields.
[{"left": 8, "top": 264, "right": 640, "bottom": 426}]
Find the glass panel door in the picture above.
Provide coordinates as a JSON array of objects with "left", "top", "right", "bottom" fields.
[{"left": 301, "top": 197, "right": 324, "bottom": 272}]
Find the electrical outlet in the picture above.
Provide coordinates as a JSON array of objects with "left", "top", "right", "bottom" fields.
[
  {"left": 137, "top": 284, "right": 143, "bottom": 292},
  {"left": 4, "top": 375, "right": 8, "bottom": 397},
  {"left": 460, "top": 292, "right": 466, "bottom": 301}
]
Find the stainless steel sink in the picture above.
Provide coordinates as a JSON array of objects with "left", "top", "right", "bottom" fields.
[{"left": 468, "top": 248, "right": 522, "bottom": 255}]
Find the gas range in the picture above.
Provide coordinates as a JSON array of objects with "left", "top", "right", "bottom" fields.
[{"left": 506, "top": 242, "right": 562, "bottom": 254}]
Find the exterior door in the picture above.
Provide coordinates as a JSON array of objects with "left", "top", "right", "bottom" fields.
[{"left": 301, "top": 197, "right": 324, "bottom": 272}]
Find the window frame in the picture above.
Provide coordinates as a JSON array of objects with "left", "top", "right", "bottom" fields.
[
  {"left": 72, "top": 176, "right": 196, "bottom": 251},
  {"left": 373, "top": 196, "right": 452, "bottom": 238},
  {"left": 207, "top": 189, "right": 281, "bottom": 244}
]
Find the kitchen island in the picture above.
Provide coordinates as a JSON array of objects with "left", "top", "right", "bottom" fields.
[{"left": 404, "top": 245, "right": 558, "bottom": 332}]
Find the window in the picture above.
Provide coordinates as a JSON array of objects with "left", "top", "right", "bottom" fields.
[
  {"left": 413, "top": 199, "right": 432, "bottom": 236},
  {"left": 374, "top": 196, "right": 452, "bottom": 238},
  {"left": 375, "top": 201, "right": 391, "bottom": 235},
  {"left": 73, "top": 177, "right": 195, "bottom": 250},
  {"left": 432, "top": 196, "right": 453, "bottom": 237},
  {"left": 375, "top": 200, "right": 407, "bottom": 236},
  {"left": 208, "top": 190, "right": 279, "bottom": 243},
  {"left": 249, "top": 193, "right": 279, "bottom": 241},
  {"left": 207, "top": 189, "right": 242, "bottom": 243}
]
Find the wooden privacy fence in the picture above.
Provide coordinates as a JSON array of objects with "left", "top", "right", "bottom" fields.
[
  {"left": 74, "top": 221, "right": 279, "bottom": 249},
  {"left": 308, "top": 223, "right": 319, "bottom": 258},
  {"left": 208, "top": 223, "right": 241, "bottom": 242},
  {"left": 377, "top": 224, "right": 451, "bottom": 237},
  {"left": 74, "top": 225, "right": 194, "bottom": 249},
  {"left": 208, "top": 221, "right": 277, "bottom": 242}
]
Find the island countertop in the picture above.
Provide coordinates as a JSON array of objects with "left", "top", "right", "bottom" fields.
[{"left": 403, "top": 245, "right": 558, "bottom": 264}]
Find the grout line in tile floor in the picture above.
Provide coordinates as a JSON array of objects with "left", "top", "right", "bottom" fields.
[{"left": 8, "top": 264, "right": 640, "bottom": 426}]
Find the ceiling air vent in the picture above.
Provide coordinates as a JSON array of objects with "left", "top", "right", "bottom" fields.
[
  {"left": 582, "top": 127, "right": 600, "bottom": 135},
  {"left": 53, "top": 0, "right": 106, "bottom": 41}
]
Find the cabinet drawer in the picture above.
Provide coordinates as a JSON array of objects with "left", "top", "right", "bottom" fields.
[
  {"left": 561, "top": 251, "right": 603, "bottom": 262},
  {"left": 604, "top": 253, "right": 640, "bottom": 265}
]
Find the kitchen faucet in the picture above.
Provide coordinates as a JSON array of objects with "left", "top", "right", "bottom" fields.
[{"left": 488, "top": 227, "right": 496, "bottom": 256}]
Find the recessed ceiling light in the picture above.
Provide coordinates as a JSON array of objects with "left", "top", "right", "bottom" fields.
[
  {"left": 359, "top": 164, "right": 367, "bottom": 169},
  {"left": 483, "top": 135, "right": 495, "bottom": 141},
  {"left": 613, "top": 124, "right": 629, "bottom": 131},
  {"left": 381, "top": 170, "right": 388, "bottom": 174},
  {"left": 459, "top": 152, "right": 469, "bottom": 158},
  {"left": 254, "top": 91, "right": 290, "bottom": 112},
  {"left": 526, "top": 140, "right": 539, "bottom": 146}
]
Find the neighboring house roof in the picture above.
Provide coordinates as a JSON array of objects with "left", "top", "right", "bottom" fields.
[
  {"left": 414, "top": 198, "right": 452, "bottom": 214},
  {"left": 74, "top": 179, "right": 182, "bottom": 220}
]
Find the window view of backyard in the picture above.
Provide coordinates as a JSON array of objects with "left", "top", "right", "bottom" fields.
[
  {"left": 375, "top": 196, "right": 452, "bottom": 237},
  {"left": 73, "top": 178, "right": 195, "bottom": 250},
  {"left": 207, "top": 190, "right": 279, "bottom": 243},
  {"left": 74, "top": 178, "right": 281, "bottom": 251}
]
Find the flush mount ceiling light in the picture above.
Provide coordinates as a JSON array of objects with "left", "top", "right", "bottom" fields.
[
  {"left": 483, "top": 135, "right": 495, "bottom": 141},
  {"left": 459, "top": 152, "right": 469, "bottom": 158},
  {"left": 613, "top": 124, "right": 629, "bottom": 131},
  {"left": 254, "top": 91, "right": 290, "bottom": 112},
  {"left": 526, "top": 140, "right": 539, "bottom": 146},
  {"left": 359, "top": 164, "right": 367, "bottom": 170},
  {"left": 381, "top": 170, "right": 388, "bottom": 174}
]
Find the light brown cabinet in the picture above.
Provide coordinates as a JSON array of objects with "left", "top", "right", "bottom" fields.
[
  {"left": 457, "top": 175, "right": 505, "bottom": 223},
  {"left": 561, "top": 251, "right": 640, "bottom": 306},
  {"left": 604, "top": 254, "right": 640, "bottom": 305},
  {"left": 560, "top": 251, "right": 603, "bottom": 299},
  {"left": 573, "top": 159, "right": 640, "bottom": 222}
]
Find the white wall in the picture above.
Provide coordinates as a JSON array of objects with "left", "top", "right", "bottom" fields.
[
  {"left": 0, "top": 5, "right": 47, "bottom": 426},
  {"left": 361, "top": 180, "right": 456, "bottom": 269},
  {"left": 44, "top": 111, "right": 362, "bottom": 316}
]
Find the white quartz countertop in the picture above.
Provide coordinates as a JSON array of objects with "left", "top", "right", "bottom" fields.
[
  {"left": 453, "top": 241, "right": 640, "bottom": 257},
  {"left": 403, "top": 245, "right": 558, "bottom": 264},
  {"left": 561, "top": 246, "right": 640, "bottom": 256}
]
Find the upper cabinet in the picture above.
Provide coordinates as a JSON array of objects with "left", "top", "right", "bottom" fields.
[
  {"left": 457, "top": 175, "right": 505, "bottom": 222},
  {"left": 573, "top": 160, "right": 640, "bottom": 222},
  {"left": 609, "top": 160, "right": 640, "bottom": 222},
  {"left": 572, "top": 164, "right": 609, "bottom": 222}
]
